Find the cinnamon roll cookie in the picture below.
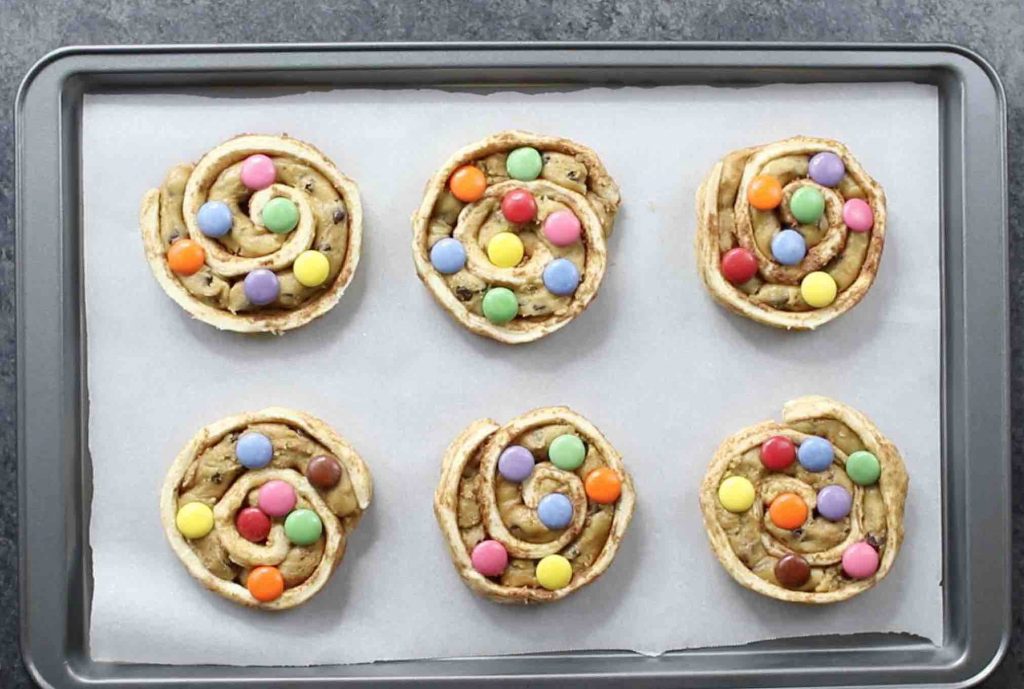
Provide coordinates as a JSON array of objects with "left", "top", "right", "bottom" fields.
[
  {"left": 699, "top": 396, "right": 908, "bottom": 603},
  {"left": 412, "top": 131, "right": 620, "bottom": 344},
  {"left": 141, "top": 134, "right": 362, "bottom": 333},
  {"left": 434, "top": 407, "right": 635, "bottom": 603},
  {"left": 160, "top": 408, "right": 372, "bottom": 609},
  {"left": 696, "top": 136, "right": 886, "bottom": 330}
]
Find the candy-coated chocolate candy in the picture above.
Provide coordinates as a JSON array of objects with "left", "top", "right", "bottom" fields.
[
  {"left": 846, "top": 451, "right": 881, "bottom": 485},
  {"left": 306, "top": 455, "right": 342, "bottom": 489},
  {"left": 235, "top": 431, "right": 273, "bottom": 469},
  {"left": 798, "top": 436, "right": 834, "bottom": 472},
  {"left": 262, "top": 197, "right": 299, "bottom": 234},
  {"left": 770, "top": 229, "right": 807, "bottom": 266},
  {"left": 800, "top": 271, "right": 837, "bottom": 308},
  {"left": 718, "top": 475, "right": 755, "bottom": 513},
  {"left": 789, "top": 186, "right": 825, "bottom": 224},
  {"left": 501, "top": 189, "right": 538, "bottom": 224},
  {"left": 240, "top": 154, "right": 276, "bottom": 191},
  {"left": 816, "top": 485, "right": 852, "bottom": 521},
  {"left": 498, "top": 445, "right": 534, "bottom": 483},
  {"left": 747, "top": 174, "right": 783, "bottom": 210},
  {"left": 808, "top": 151, "right": 846, "bottom": 187},
  {"left": 293, "top": 250, "right": 331, "bottom": 287},
  {"left": 535, "top": 554, "right": 573, "bottom": 590},
  {"left": 244, "top": 268, "right": 280, "bottom": 306},
  {"left": 247, "top": 565, "right": 285, "bottom": 602},
  {"left": 720, "top": 247, "right": 758, "bottom": 284},
  {"left": 584, "top": 467, "right": 622, "bottom": 504},
  {"left": 775, "top": 554, "right": 811, "bottom": 588},
  {"left": 470, "top": 539, "right": 508, "bottom": 577},
  {"left": 537, "top": 493, "right": 573, "bottom": 530},
  {"left": 197, "top": 200, "right": 233, "bottom": 237},
  {"left": 257, "top": 480, "right": 296, "bottom": 517},
  {"left": 167, "top": 239, "right": 206, "bottom": 276},
  {"left": 284, "top": 508, "right": 323, "bottom": 546},
  {"left": 236, "top": 507, "right": 272, "bottom": 543},
  {"left": 843, "top": 198, "right": 874, "bottom": 232},
  {"left": 548, "top": 434, "right": 586, "bottom": 470},
  {"left": 506, "top": 147, "right": 543, "bottom": 181},
  {"left": 761, "top": 436, "right": 796, "bottom": 471},
  {"left": 175, "top": 502, "right": 214, "bottom": 539},
  {"left": 449, "top": 165, "right": 486, "bottom": 202},
  {"left": 769, "top": 492, "right": 808, "bottom": 530},
  {"left": 482, "top": 287, "right": 519, "bottom": 324},
  {"left": 430, "top": 237, "right": 467, "bottom": 275},
  {"left": 842, "top": 541, "right": 880, "bottom": 579},
  {"left": 487, "top": 232, "right": 525, "bottom": 268},
  {"left": 542, "top": 258, "right": 580, "bottom": 296},
  {"left": 542, "top": 210, "right": 582, "bottom": 246}
]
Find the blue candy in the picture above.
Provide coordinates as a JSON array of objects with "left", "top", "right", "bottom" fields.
[
  {"left": 542, "top": 258, "right": 580, "bottom": 296},
  {"left": 197, "top": 201, "right": 233, "bottom": 238},
  {"left": 771, "top": 229, "right": 807, "bottom": 266},
  {"left": 430, "top": 238, "right": 467, "bottom": 275},
  {"left": 797, "top": 436, "right": 834, "bottom": 472},
  {"left": 537, "top": 493, "right": 573, "bottom": 530},
  {"left": 235, "top": 431, "right": 273, "bottom": 469}
]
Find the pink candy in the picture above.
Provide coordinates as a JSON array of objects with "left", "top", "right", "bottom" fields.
[
  {"left": 470, "top": 539, "right": 508, "bottom": 577},
  {"left": 542, "top": 210, "right": 582, "bottom": 247},
  {"left": 841, "top": 541, "right": 880, "bottom": 579},
  {"left": 843, "top": 198, "right": 874, "bottom": 233},
  {"left": 257, "top": 479, "right": 296, "bottom": 517},
  {"left": 240, "top": 154, "right": 277, "bottom": 190}
]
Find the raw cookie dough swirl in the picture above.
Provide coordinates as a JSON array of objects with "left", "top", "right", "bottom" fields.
[
  {"left": 160, "top": 408, "right": 372, "bottom": 610},
  {"left": 699, "top": 396, "right": 908, "bottom": 604},
  {"left": 412, "top": 131, "right": 621, "bottom": 344},
  {"left": 696, "top": 136, "right": 886, "bottom": 330},
  {"left": 141, "top": 134, "right": 362, "bottom": 333},
  {"left": 434, "top": 406, "right": 635, "bottom": 603}
]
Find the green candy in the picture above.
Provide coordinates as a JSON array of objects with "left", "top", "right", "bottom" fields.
[
  {"left": 262, "top": 197, "right": 299, "bottom": 234},
  {"left": 789, "top": 187, "right": 825, "bottom": 224},
  {"left": 846, "top": 451, "right": 881, "bottom": 486},
  {"left": 482, "top": 288, "right": 518, "bottom": 324},
  {"left": 506, "top": 147, "right": 543, "bottom": 181},
  {"left": 284, "top": 508, "right": 323, "bottom": 546},
  {"left": 549, "top": 434, "right": 586, "bottom": 470}
]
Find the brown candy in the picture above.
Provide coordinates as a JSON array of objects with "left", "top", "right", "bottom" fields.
[
  {"left": 306, "top": 455, "right": 342, "bottom": 489},
  {"left": 774, "top": 554, "right": 811, "bottom": 588}
]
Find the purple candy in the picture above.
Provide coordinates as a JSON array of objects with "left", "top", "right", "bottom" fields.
[
  {"left": 816, "top": 484, "right": 852, "bottom": 521},
  {"left": 244, "top": 269, "right": 280, "bottom": 306},
  {"left": 808, "top": 151, "right": 846, "bottom": 187},
  {"left": 498, "top": 445, "right": 534, "bottom": 482}
]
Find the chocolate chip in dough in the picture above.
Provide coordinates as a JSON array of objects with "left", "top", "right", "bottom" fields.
[
  {"left": 332, "top": 208, "right": 347, "bottom": 224},
  {"left": 455, "top": 286, "right": 474, "bottom": 302}
]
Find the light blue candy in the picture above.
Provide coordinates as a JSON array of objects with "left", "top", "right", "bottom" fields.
[
  {"left": 197, "top": 201, "right": 233, "bottom": 238},
  {"left": 542, "top": 258, "right": 580, "bottom": 296},
  {"left": 797, "top": 436, "right": 834, "bottom": 472},
  {"left": 430, "top": 238, "right": 467, "bottom": 275},
  {"left": 771, "top": 229, "right": 807, "bottom": 266},
  {"left": 235, "top": 432, "right": 273, "bottom": 469},
  {"left": 537, "top": 493, "right": 573, "bottom": 530}
]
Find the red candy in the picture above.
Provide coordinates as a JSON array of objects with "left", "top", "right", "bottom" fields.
[
  {"left": 236, "top": 507, "right": 272, "bottom": 543},
  {"left": 761, "top": 436, "right": 796, "bottom": 471},
  {"left": 721, "top": 247, "right": 758, "bottom": 284},
  {"left": 501, "top": 189, "right": 537, "bottom": 224}
]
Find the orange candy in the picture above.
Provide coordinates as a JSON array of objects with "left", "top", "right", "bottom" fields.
[
  {"left": 584, "top": 467, "right": 622, "bottom": 504},
  {"left": 768, "top": 492, "right": 808, "bottom": 530},
  {"left": 167, "top": 238, "right": 206, "bottom": 275},
  {"left": 449, "top": 165, "right": 487, "bottom": 202},
  {"left": 747, "top": 174, "right": 783, "bottom": 210},
  {"left": 247, "top": 565, "right": 285, "bottom": 602}
]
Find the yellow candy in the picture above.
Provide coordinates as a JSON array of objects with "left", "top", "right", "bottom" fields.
[
  {"left": 486, "top": 232, "right": 525, "bottom": 268},
  {"left": 294, "top": 250, "right": 331, "bottom": 287},
  {"left": 176, "top": 502, "right": 214, "bottom": 539},
  {"left": 718, "top": 476, "right": 755, "bottom": 513},
  {"left": 536, "top": 554, "right": 573, "bottom": 590},
  {"left": 800, "top": 271, "right": 838, "bottom": 308}
]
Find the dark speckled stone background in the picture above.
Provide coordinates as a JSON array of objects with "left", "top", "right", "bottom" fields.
[{"left": 1, "top": 1, "right": 1021, "bottom": 687}]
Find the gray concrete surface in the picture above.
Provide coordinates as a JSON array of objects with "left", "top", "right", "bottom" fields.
[{"left": 1, "top": 1, "right": 1021, "bottom": 686}]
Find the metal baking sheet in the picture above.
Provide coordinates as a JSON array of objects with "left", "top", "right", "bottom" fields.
[{"left": 16, "top": 43, "right": 1009, "bottom": 688}]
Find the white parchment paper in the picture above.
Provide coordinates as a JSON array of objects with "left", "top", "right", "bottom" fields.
[{"left": 83, "top": 83, "right": 942, "bottom": 666}]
